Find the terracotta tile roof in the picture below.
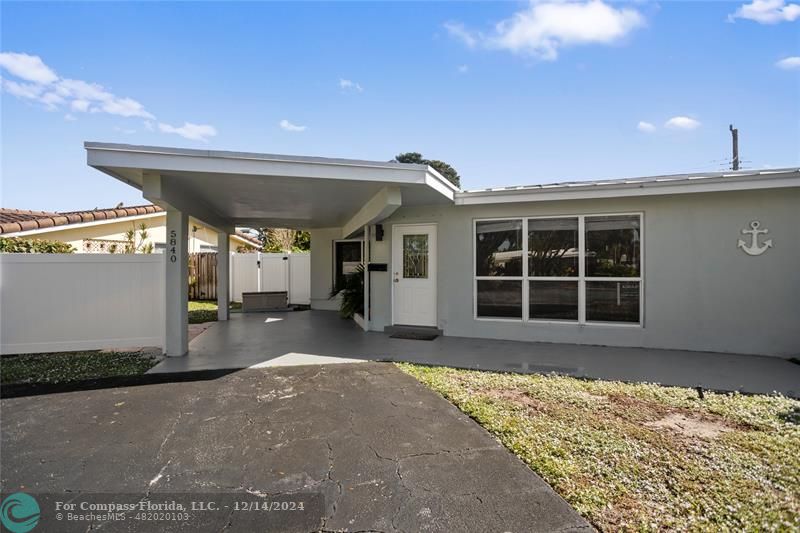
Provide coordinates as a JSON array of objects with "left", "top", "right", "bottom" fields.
[
  {"left": 232, "top": 231, "right": 262, "bottom": 247},
  {"left": 0, "top": 205, "right": 163, "bottom": 234},
  {"left": 0, "top": 208, "right": 61, "bottom": 226},
  {"left": 0, "top": 205, "right": 261, "bottom": 247}
]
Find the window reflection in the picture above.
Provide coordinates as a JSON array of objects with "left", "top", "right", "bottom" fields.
[
  {"left": 585, "top": 215, "right": 640, "bottom": 277},
  {"left": 529, "top": 281, "right": 579, "bottom": 321},
  {"left": 476, "top": 220, "right": 522, "bottom": 276},
  {"left": 528, "top": 218, "right": 578, "bottom": 277},
  {"left": 586, "top": 281, "right": 640, "bottom": 323},
  {"left": 477, "top": 280, "right": 522, "bottom": 318}
]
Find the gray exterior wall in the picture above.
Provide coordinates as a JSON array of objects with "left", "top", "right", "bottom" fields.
[{"left": 312, "top": 187, "right": 800, "bottom": 358}]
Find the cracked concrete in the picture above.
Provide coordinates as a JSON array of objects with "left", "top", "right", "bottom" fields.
[{"left": 1, "top": 362, "right": 591, "bottom": 532}]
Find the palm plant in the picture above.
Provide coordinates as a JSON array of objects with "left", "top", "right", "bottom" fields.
[{"left": 329, "top": 264, "right": 364, "bottom": 318}]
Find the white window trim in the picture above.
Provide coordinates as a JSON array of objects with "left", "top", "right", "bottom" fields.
[{"left": 473, "top": 212, "right": 644, "bottom": 327}]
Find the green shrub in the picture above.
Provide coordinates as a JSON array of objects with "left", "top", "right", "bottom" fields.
[
  {"left": 329, "top": 264, "right": 364, "bottom": 318},
  {"left": 0, "top": 236, "right": 75, "bottom": 253}
]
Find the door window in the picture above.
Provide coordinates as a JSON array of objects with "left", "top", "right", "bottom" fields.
[{"left": 402, "top": 234, "right": 428, "bottom": 278}]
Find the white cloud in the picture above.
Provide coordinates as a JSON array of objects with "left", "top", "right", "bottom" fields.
[
  {"left": 728, "top": 0, "right": 800, "bottom": 23},
  {"left": 665, "top": 116, "right": 701, "bottom": 130},
  {"left": 99, "top": 96, "right": 153, "bottom": 119},
  {"left": 339, "top": 78, "right": 364, "bottom": 92},
  {"left": 39, "top": 91, "right": 65, "bottom": 110},
  {"left": 55, "top": 78, "right": 110, "bottom": 102},
  {"left": 71, "top": 99, "right": 90, "bottom": 112},
  {"left": 53, "top": 78, "right": 154, "bottom": 119},
  {"left": 1, "top": 78, "right": 44, "bottom": 100},
  {"left": 775, "top": 56, "right": 800, "bottom": 69},
  {"left": 446, "top": 1, "right": 645, "bottom": 60},
  {"left": 114, "top": 126, "right": 137, "bottom": 135},
  {"left": 64, "top": 113, "right": 77, "bottom": 122},
  {"left": 444, "top": 21, "right": 479, "bottom": 48},
  {"left": 457, "top": 64, "right": 469, "bottom": 74},
  {"left": 158, "top": 122, "right": 217, "bottom": 142},
  {"left": 0, "top": 51, "right": 215, "bottom": 141},
  {"left": 0, "top": 57, "right": 155, "bottom": 119},
  {"left": 279, "top": 119, "right": 307, "bottom": 132},
  {"left": 637, "top": 121, "right": 656, "bottom": 133},
  {"left": 144, "top": 120, "right": 155, "bottom": 131},
  {"left": 0, "top": 52, "right": 58, "bottom": 83}
]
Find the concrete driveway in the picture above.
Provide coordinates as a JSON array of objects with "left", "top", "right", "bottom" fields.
[
  {"left": 1, "top": 363, "right": 590, "bottom": 533},
  {"left": 155, "top": 311, "right": 800, "bottom": 397}
]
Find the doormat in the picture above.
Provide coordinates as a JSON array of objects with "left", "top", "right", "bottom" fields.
[{"left": 390, "top": 332, "right": 439, "bottom": 341}]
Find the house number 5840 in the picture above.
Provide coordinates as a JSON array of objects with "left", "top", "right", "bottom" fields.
[{"left": 169, "top": 229, "right": 178, "bottom": 263}]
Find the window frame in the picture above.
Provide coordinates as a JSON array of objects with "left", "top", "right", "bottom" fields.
[{"left": 473, "top": 212, "right": 644, "bottom": 327}]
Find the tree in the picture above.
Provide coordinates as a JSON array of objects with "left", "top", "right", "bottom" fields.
[
  {"left": 393, "top": 152, "right": 461, "bottom": 188},
  {"left": 122, "top": 223, "right": 154, "bottom": 254},
  {"left": 258, "top": 228, "right": 311, "bottom": 253},
  {"left": 293, "top": 230, "right": 310, "bottom": 251}
]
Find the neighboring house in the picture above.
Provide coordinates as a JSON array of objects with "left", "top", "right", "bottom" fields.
[
  {"left": 85, "top": 143, "right": 799, "bottom": 359},
  {"left": 0, "top": 205, "right": 260, "bottom": 253}
]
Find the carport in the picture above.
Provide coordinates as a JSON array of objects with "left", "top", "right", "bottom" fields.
[{"left": 86, "top": 142, "right": 457, "bottom": 356}]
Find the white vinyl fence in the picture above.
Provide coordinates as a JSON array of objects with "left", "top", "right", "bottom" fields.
[
  {"left": 230, "top": 252, "right": 310, "bottom": 305},
  {"left": 1, "top": 254, "right": 165, "bottom": 355}
]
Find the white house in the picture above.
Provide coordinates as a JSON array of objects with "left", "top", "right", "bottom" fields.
[
  {"left": 0, "top": 205, "right": 260, "bottom": 252},
  {"left": 83, "top": 142, "right": 799, "bottom": 359}
]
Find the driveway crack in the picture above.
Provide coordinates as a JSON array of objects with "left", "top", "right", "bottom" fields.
[{"left": 318, "top": 439, "right": 343, "bottom": 531}]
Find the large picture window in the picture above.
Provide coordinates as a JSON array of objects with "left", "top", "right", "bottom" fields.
[
  {"left": 475, "top": 220, "right": 522, "bottom": 276},
  {"left": 474, "top": 214, "right": 642, "bottom": 324}
]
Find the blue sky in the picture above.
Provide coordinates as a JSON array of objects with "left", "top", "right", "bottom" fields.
[{"left": 1, "top": 1, "right": 798, "bottom": 212}]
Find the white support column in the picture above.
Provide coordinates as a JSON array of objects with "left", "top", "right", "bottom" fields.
[
  {"left": 362, "top": 224, "right": 370, "bottom": 331},
  {"left": 217, "top": 231, "right": 230, "bottom": 321},
  {"left": 165, "top": 208, "right": 189, "bottom": 356}
]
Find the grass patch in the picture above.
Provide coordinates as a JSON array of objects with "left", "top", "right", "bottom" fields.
[
  {"left": 189, "top": 300, "right": 219, "bottom": 324},
  {"left": 1, "top": 350, "right": 158, "bottom": 385},
  {"left": 188, "top": 300, "right": 241, "bottom": 324},
  {"left": 398, "top": 364, "right": 800, "bottom": 531}
]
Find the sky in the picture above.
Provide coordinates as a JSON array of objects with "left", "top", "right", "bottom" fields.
[{"left": 1, "top": 1, "right": 798, "bottom": 212}]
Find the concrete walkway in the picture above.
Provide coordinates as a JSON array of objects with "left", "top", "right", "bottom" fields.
[
  {"left": 151, "top": 311, "right": 800, "bottom": 397},
  {"left": 1, "top": 363, "right": 590, "bottom": 532}
]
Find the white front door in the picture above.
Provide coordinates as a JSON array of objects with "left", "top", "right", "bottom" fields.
[{"left": 392, "top": 224, "right": 437, "bottom": 326}]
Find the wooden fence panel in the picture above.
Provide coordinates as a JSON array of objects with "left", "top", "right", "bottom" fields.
[{"left": 189, "top": 252, "right": 217, "bottom": 300}]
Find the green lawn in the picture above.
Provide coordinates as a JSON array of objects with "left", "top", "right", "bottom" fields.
[
  {"left": 399, "top": 364, "right": 800, "bottom": 532},
  {"left": 188, "top": 300, "right": 241, "bottom": 324},
  {"left": 1, "top": 350, "right": 159, "bottom": 385}
]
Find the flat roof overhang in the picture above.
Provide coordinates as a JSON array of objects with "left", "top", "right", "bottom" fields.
[
  {"left": 456, "top": 168, "right": 800, "bottom": 205},
  {"left": 85, "top": 142, "right": 458, "bottom": 235}
]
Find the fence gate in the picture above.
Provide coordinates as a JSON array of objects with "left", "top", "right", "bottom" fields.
[
  {"left": 230, "top": 253, "right": 260, "bottom": 301},
  {"left": 288, "top": 253, "right": 311, "bottom": 305},
  {"left": 259, "top": 254, "right": 289, "bottom": 292},
  {"left": 227, "top": 252, "right": 310, "bottom": 305}
]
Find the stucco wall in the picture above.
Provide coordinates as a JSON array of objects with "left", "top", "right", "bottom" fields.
[
  {"left": 361, "top": 187, "right": 799, "bottom": 357},
  {"left": 309, "top": 228, "right": 342, "bottom": 311}
]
